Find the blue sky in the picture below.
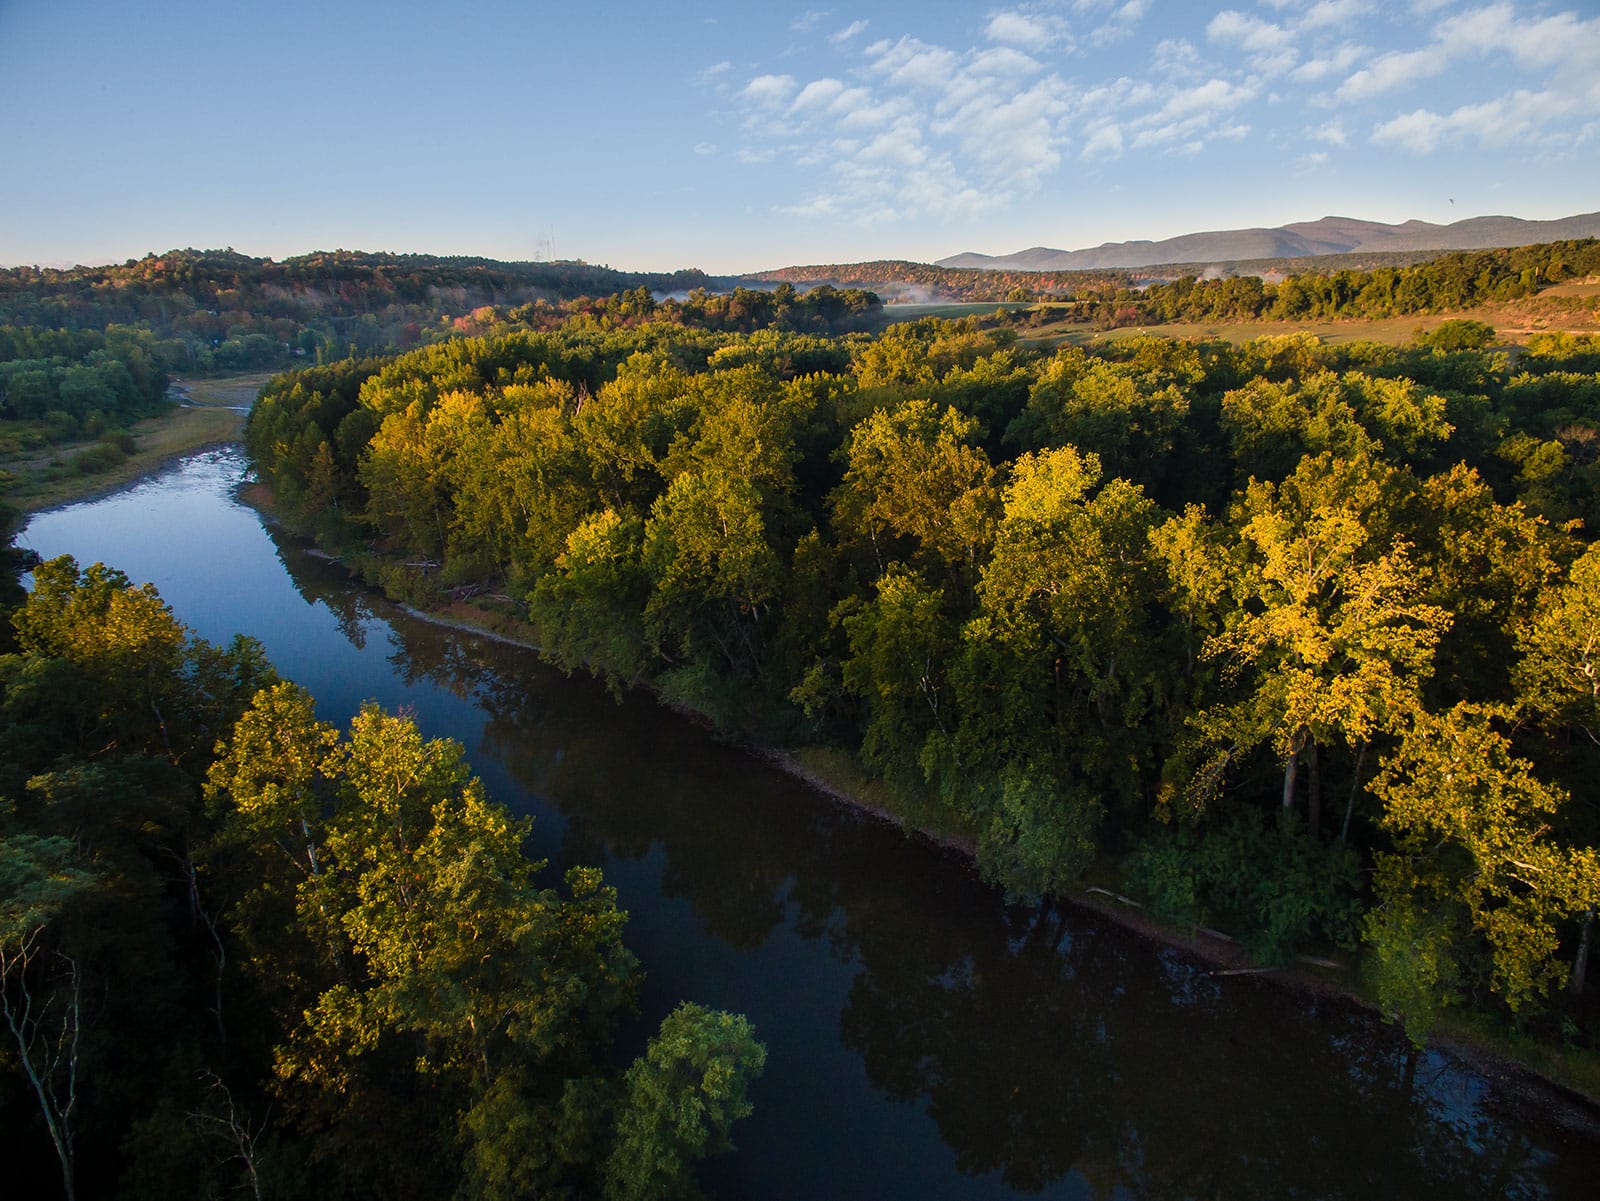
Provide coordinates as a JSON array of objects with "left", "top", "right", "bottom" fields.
[{"left": 1, "top": 0, "right": 1595, "bottom": 272}]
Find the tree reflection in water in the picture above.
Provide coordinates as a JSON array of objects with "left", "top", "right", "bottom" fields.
[{"left": 267, "top": 516, "right": 1600, "bottom": 1201}]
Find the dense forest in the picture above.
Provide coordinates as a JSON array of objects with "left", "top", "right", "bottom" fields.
[
  {"left": 0, "top": 250, "right": 880, "bottom": 461},
  {"left": 245, "top": 280, "right": 1600, "bottom": 1055},
  {"left": 7, "top": 238, "right": 1600, "bottom": 1194},
  {"left": 0, "top": 555, "right": 765, "bottom": 1199}
]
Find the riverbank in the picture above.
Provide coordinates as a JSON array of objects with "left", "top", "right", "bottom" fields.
[
  {"left": 2, "top": 373, "right": 270, "bottom": 513},
  {"left": 390, "top": 592, "right": 1600, "bottom": 1116},
  {"left": 234, "top": 472, "right": 1600, "bottom": 1118}
]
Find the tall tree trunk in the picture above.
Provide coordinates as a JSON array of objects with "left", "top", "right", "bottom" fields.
[
  {"left": 1572, "top": 907, "right": 1594, "bottom": 997},
  {"left": 2, "top": 946, "right": 80, "bottom": 1201},
  {"left": 1281, "top": 729, "right": 1303, "bottom": 811},
  {"left": 1340, "top": 742, "right": 1367, "bottom": 843},
  {"left": 1307, "top": 738, "right": 1322, "bottom": 834}
]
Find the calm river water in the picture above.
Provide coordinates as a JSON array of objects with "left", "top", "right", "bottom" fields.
[{"left": 20, "top": 447, "right": 1600, "bottom": 1200}]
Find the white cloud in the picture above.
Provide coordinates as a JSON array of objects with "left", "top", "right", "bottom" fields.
[
  {"left": 1372, "top": 86, "right": 1587, "bottom": 152},
  {"left": 1309, "top": 117, "right": 1349, "bottom": 144},
  {"left": 1334, "top": 2, "right": 1600, "bottom": 108},
  {"left": 1154, "top": 77, "right": 1259, "bottom": 122},
  {"left": 1091, "top": 0, "right": 1150, "bottom": 44},
  {"left": 1151, "top": 38, "right": 1208, "bottom": 79},
  {"left": 1441, "top": 3, "right": 1600, "bottom": 75},
  {"left": 1335, "top": 47, "right": 1447, "bottom": 102},
  {"left": 868, "top": 36, "right": 962, "bottom": 91},
  {"left": 791, "top": 10, "right": 829, "bottom": 33},
  {"left": 791, "top": 78, "right": 846, "bottom": 111},
  {"left": 1369, "top": 108, "right": 1448, "bottom": 151},
  {"left": 1291, "top": 42, "right": 1365, "bottom": 82},
  {"left": 696, "top": 61, "right": 733, "bottom": 87},
  {"left": 1080, "top": 124, "right": 1124, "bottom": 158},
  {"left": 1207, "top": 9, "right": 1298, "bottom": 73},
  {"left": 743, "top": 74, "right": 799, "bottom": 106},
  {"left": 985, "top": 11, "right": 1061, "bottom": 50},
  {"left": 932, "top": 76, "right": 1071, "bottom": 187},
  {"left": 1207, "top": 10, "right": 1295, "bottom": 54},
  {"left": 694, "top": 142, "right": 718, "bottom": 156},
  {"left": 836, "top": 95, "right": 915, "bottom": 130},
  {"left": 716, "top": 1, "right": 1598, "bottom": 228},
  {"left": 1299, "top": 0, "right": 1373, "bottom": 30}
]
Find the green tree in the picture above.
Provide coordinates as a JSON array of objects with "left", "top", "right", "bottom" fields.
[
  {"left": 1197, "top": 454, "right": 1449, "bottom": 828},
  {"left": 831, "top": 399, "right": 998, "bottom": 586},
  {"left": 1366, "top": 703, "right": 1600, "bottom": 1037},
  {"left": 603, "top": 1003, "right": 766, "bottom": 1201},
  {"left": 1515, "top": 542, "right": 1600, "bottom": 742},
  {"left": 209, "top": 691, "right": 641, "bottom": 1197}
]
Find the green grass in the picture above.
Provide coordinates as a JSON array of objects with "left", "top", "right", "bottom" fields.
[
  {"left": 1015, "top": 291, "right": 1599, "bottom": 351},
  {"left": 2, "top": 371, "right": 274, "bottom": 513},
  {"left": 866, "top": 301, "right": 1032, "bottom": 328}
]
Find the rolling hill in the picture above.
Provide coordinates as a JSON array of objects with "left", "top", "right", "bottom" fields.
[{"left": 937, "top": 212, "right": 1600, "bottom": 272}]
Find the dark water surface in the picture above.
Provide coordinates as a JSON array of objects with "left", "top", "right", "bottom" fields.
[{"left": 20, "top": 448, "right": 1600, "bottom": 1200}]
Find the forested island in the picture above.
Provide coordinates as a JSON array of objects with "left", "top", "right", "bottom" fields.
[{"left": 4, "top": 238, "right": 1600, "bottom": 1195}]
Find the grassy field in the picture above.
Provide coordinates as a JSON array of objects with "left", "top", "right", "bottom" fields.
[
  {"left": 868, "top": 301, "right": 1033, "bottom": 327},
  {"left": 2, "top": 371, "right": 273, "bottom": 513},
  {"left": 1015, "top": 293, "right": 1600, "bottom": 350},
  {"left": 869, "top": 285, "right": 1599, "bottom": 350}
]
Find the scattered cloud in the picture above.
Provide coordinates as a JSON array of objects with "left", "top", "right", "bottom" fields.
[
  {"left": 1372, "top": 86, "right": 1585, "bottom": 152},
  {"left": 1080, "top": 124, "right": 1125, "bottom": 158},
  {"left": 742, "top": 74, "right": 798, "bottom": 106},
  {"left": 694, "top": 142, "right": 718, "bottom": 156},
  {"left": 1091, "top": 1, "right": 1150, "bottom": 45},
  {"left": 1207, "top": 9, "right": 1299, "bottom": 74},
  {"left": 1336, "top": 47, "right": 1447, "bottom": 102},
  {"left": 1299, "top": 1, "right": 1373, "bottom": 30},
  {"left": 985, "top": 10, "right": 1061, "bottom": 51},
  {"left": 1291, "top": 42, "right": 1365, "bottom": 83},
  {"left": 1340, "top": 3, "right": 1600, "bottom": 155},
  {"left": 791, "top": 10, "right": 830, "bottom": 34},
  {"left": 695, "top": 61, "right": 733, "bottom": 87},
  {"left": 1309, "top": 117, "right": 1349, "bottom": 145},
  {"left": 715, "top": 3, "right": 1599, "bottom": 224}
]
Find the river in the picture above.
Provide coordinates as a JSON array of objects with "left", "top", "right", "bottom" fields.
[{"left": 19, "top": 447, "right": 1600, "bottom": 1200}]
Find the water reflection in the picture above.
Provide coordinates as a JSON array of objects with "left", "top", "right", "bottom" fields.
[
  {"left": 22, "top": 451, "right": 1600, "bottom": 1201},
  {"left": 339, "top": 529, "right": 1600, "bottom": 1201}
]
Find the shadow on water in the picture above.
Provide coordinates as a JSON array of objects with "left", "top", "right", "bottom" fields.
[
  {"left": 22, "top": 449, "right": 1600, "bottom": 1201},
  {"left": 303, "top": 530, "right": 1600, "bottom": 1201}
]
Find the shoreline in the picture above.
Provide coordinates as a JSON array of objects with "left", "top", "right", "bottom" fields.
[
  {"left": 8, "top": 374, "right": 264, "bottom": 515},
  {"left": 230, "top": 457, "right": 1600, "bottom": 1122},
  {"left": 371, "top": 576, "right": 1600, "bottom": 1122}
]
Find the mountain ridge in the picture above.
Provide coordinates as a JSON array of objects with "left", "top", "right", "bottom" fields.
[{"left": 937, "top": 212, "right": 1600, "bottom": 272}]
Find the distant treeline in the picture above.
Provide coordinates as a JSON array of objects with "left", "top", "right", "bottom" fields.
[
  {"left": 0, "top": 248, "right": 725, "bottom": 376},
  {"left": 1084, "top": 238, "right": 1600, "bottom": 326},
  {"left": 0, "top": 251, "right": 884, "bottom": 444},
  {"left": 0, "top": 324, "right": 170, "bottom": 435},
  {"left": 248, "top": 305, "right": 1600, "bottom": 1052},
  {"left": 744, "top": 258, "right": 1127, "bottom": 302},
  {"left": 751, "top": 240, "right": 1600, "bottom": 316}
]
